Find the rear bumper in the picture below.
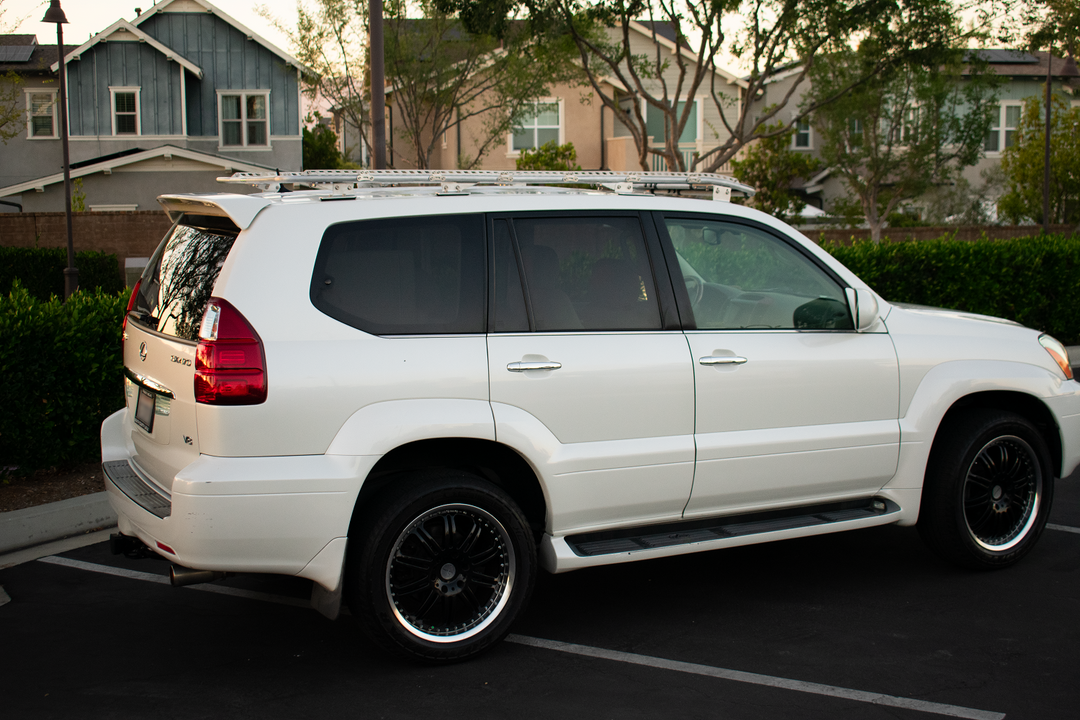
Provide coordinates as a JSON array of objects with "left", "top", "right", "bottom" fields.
[{"left": 101, "top": 409, "right": 376, "bottom": 590}]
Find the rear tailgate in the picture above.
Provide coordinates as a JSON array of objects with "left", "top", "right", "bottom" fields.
[{"left": 122, "top": 214, "right": 240, "bottom": 493}]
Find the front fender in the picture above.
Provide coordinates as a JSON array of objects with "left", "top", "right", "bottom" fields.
[{"left": 885, "top": 360, "right": 1065, "bottom": 491}]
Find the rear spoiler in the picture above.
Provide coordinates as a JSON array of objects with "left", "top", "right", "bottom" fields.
[{"left": 157, "top": 194, "right": 272, "bottom": 230}]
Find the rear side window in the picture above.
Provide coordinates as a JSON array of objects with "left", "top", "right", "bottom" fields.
[
  {"left": 130, "top": 215, "right": 239, "bottom": 341},
  {"left": 310, "top": 214, "right": 486, "bottom": 335}
]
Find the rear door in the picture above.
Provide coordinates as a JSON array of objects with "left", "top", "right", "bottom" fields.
[
  {"left": 486, "top": 212, "right": 696, "bottom": 534},
  {"left": 124, "top": 214, "right": 239, "bottom": 492},
  {"left": 655, "top": 214, "right": 900, "bottom": 517}
]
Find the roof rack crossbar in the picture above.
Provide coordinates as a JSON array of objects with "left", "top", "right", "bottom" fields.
[{"left": 216, "top": 169, "right": 755, "bottom": 198}]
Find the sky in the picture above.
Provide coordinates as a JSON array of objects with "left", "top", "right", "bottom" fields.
[{"left": 2, "top": 0, "right": 297, "bottom": 53}]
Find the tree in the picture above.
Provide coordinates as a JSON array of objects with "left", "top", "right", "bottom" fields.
[
  {"left": 0, "top": 69, "right": 20, "bottom": 145},
  {"left": 270, "top": 0, "right": 581, "bottom": 169},
  {"left": 809, "top": 47, "right": 1002, "bottom": 242},
  {"left": 444, "top": 0, "right": 969, "bottom": 172},
  {"left": 1, "top": 1, "right": 27, "bottom": 144},
  {"left": 730, "top": 123, "right": 822, "bottom": 223},
  {"left": 998, "top": 94, "right": 1080, "bottom": 224},
  {"left": 303, "top": 123, "right": 347, "bottom": 169}
]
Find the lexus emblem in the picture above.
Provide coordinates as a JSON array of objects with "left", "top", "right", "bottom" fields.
[{"left": 139, "top": 342, "right": 147, "bottom": 362}]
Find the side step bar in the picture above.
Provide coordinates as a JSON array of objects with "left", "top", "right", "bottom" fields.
[
  {"left": 103, "top": 460, "right": 172, "bottom": 518},
  {"left": 566, "top": 498, "right": 898, "bottom": 557}
]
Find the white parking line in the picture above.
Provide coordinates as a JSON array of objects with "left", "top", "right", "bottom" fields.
[
  {"left": 37, "top": 556, "right": 309, "bottom": 608},
  {"left": 507, "top": 635, "right": 1005, "bottom": 720},
  {"left": 1047, "top": 523, "right": 1080, "bottom": 535},
  {"left": 37, "top": 555, "right": 1004, "bottom": 719}
]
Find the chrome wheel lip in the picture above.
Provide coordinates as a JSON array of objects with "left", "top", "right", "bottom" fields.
[
  {"left": 385, "top": 503, "right": 515, "bottom": 644},
  {"left": 963, "top": 435, "right": 1042, "bottom": 552}
]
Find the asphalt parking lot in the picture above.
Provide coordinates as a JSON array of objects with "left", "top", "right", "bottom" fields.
[{"left": 2, "top": 473, "right": 1078, "bottom": 720}]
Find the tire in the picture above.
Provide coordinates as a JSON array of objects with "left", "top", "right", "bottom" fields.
[
  {"left": 918, "top": 410, "right": 1054, "bottom": 570},
  {"left": 346, "top": 471, "right": 536, "bottom": 663}
]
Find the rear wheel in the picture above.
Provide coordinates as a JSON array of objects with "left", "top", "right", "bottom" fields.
[
  {"left": 918, "top": 410, "right": 1054, "bottom": 569},
  {"left": 347, "top": 471, "right": 536, "bottom": 662}
]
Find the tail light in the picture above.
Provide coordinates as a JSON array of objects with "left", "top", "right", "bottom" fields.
[
  {"left": 195, "top": 298, "right": 267, "bottom": 405},
  {"left": 122, "top": 279, "right": 141, "bottom": 335}
]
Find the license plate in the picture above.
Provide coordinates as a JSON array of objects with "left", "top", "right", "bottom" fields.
[{"left": 134, "top": 385, "right": 156, "bottom": 433}]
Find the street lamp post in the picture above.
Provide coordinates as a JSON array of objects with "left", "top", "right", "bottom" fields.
[{"left": 42, "top": 0, "right": 77, "bottom": 299}]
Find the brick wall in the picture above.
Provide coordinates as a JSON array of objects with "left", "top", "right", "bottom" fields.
[{"left": 0, "top": 212, "right": 172, "bottom": 276}]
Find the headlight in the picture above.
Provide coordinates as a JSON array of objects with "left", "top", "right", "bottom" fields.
[{"left": 1039, "top": 334, "right": 1074, "bottom": 380}]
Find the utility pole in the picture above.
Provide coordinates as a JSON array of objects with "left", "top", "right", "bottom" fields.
[
  {"left": 1043, "top": 48, "right": 1052, "bottom": 235},
  {"left": 369, "top": 0, "right": 386, "bottom": 169}
]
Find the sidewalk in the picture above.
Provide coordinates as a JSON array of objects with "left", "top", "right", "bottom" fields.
[{"left": 0, "top": 492, "right": 116, "bottom": 568}]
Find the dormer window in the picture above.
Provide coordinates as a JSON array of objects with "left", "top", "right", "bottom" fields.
[
  {"left": 218, "top": 91, "right": 270, "bottom": 148},
  {"left": 110, "top": 87, "right": 141, "bottom": 135}
]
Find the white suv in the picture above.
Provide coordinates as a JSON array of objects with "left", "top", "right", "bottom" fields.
[{"left": 102, "top": 170, "right": 1080, "bottom": 662}]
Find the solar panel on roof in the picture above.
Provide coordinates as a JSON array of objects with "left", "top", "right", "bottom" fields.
[
  {"left": 972, "top": 49, "right": 1039, "bottom": 64},
  {"left": 0, "top": 45, "right": 34, "bottom": 62}
]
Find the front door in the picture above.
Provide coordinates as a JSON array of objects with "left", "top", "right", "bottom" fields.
[{"left": 656, "top": 214, "right": 900, "bottom": 517}]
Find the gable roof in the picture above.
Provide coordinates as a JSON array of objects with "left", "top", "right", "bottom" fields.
[
  {"left": 130, "top": 0, "right": 306, "bottom": 72},
  {"left": 625, "top": 20, "right": 745, "bottom": 88},
  {"left": 0, "top": 145, "right": 275, "bottom": 198},
  {"left": 49, "top": 19, "right": 203, "bottom": 79}
]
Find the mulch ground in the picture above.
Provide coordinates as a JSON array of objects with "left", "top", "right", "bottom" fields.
[{"left": 0, "top": 462, "right": 105, "bottom": 513}]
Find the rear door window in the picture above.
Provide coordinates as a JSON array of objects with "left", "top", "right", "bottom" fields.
[
  {"left": 310, "top": 214, "right": 486, "bottom": 335},
  {"left": 493, "top": 214, "right": 663, "bottom": 332},
  {"left": 130, "top": 215, "right": 239, "bottom": 341}
]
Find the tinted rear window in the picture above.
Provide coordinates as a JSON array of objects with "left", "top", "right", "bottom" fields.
[
  {"left": 310, "top": 214, "right": 485, "bottom": 335},
  {"left": 130, "top": 217, "right": 239, "bottom": 341}
]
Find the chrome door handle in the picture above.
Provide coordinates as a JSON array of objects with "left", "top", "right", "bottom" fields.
[
  {"left": 507, "top": 361, "right": 563, "bottom": 372},
  {"left": 699, "top": 356, "right": 747, "bottom": 366}
]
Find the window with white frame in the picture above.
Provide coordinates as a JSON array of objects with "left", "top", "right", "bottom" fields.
[
  {"left": 110, "top": 87, "right": 140, "bottom": 135},
  {"left": 1003, "top": 104, "right": 1021, "bottom": 149},
  {"left": 219, "top": 91, "right": 270, "bottom": 147},
  {"left": 512, "top": 100, "right": 560, "bottom": 152},
  {"left": 985, "top": 103, "right": 1022, "bottom": 153},
  {"left": 26, "top": 90, "right": 57, "bottom": 138},
  {"left": 793, "top": 118, "right": 811, "bottom": 148}
]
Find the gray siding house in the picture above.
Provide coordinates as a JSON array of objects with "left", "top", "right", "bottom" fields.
[{"left": 0, "top": 0, "right": 306, "bottom": 213}]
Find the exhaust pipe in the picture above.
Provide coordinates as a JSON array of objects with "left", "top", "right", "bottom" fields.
[{"left": 169, "top": 565, "right": 227, "bottom": 587}]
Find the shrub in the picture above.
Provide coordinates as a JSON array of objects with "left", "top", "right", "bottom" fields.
[
  {"left": 515, "top": 140, "right": 581, "bottom": 171},
  {"left": 0, "top": 281, "right": 128, "bottom": 470},
  {"left": 0, "top": 247, "right": 124, "bottom": 301},
  {"left": 824, "top": 233, "right": 1080, "bottom": 344}
]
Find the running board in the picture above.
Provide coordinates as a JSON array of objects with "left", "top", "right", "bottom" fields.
[{"left": 566, "top": 498, "right": 899, "bottom": 558}]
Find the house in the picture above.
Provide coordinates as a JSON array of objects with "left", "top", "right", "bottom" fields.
[
  {"left": 331, "top": 19, "right": 746, "bottom": 173},
  {"left": 0, "top": 0, "right": 308, "bottom": 214},
  {"left": 747, "top": 50, "right": 1080, "bottom": 215}
]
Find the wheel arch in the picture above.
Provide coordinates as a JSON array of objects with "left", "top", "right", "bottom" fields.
[
  {"left": 937, "top": 391, "right": 1063, "bottom": 477},
  {"left": 349, "top": 438, "right": 548, "bottom": 539}
]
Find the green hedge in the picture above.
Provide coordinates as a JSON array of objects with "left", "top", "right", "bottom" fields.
[
  {"left": 823, "top": 233, "right": 1080, "bottom": 345},
  {"left": 0, "top": 281, "right": 128, "bottom": 471},
  {"left": 0, "top": 247, "right": 125, "bottom": 301}
]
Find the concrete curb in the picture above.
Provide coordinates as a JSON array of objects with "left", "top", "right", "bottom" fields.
[{"left": 0, "top": 492, "right": 117, "bottom": 555}]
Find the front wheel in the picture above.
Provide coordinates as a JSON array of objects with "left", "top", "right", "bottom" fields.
[
  {"left": 346, "top": 471, "right": 536, "bottom": 663},
  {"left": 918, "top": 410, "right": 1054, "bottom": 569}
]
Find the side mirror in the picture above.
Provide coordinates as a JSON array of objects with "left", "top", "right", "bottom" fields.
[{"left": 845, "top": 287, "right": 880, "bottom": 332}]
